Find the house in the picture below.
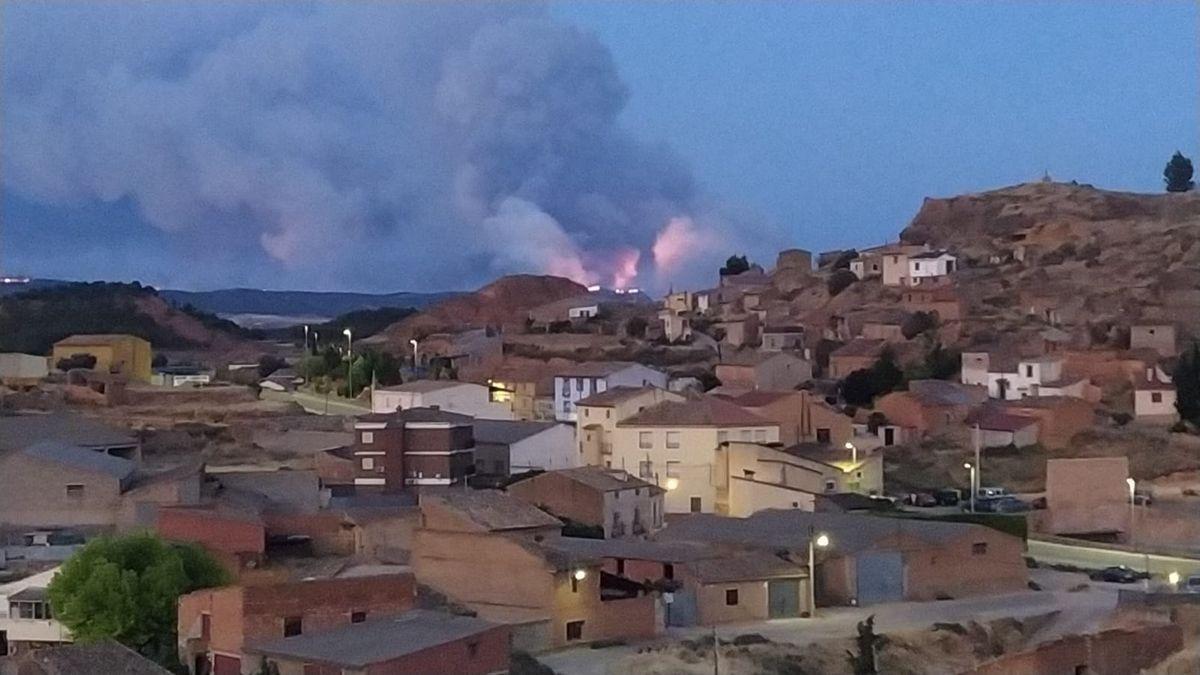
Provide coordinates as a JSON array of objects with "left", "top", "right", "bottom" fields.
[
  {"left": 848, "top": 252, "right": 882, "bottom": 280},
  {"left": 906, "top": 250, "right": 957, "bottom": 285},
  {"left": 325, "top": 408, "right": 476, "bottom": 492},
  {"left": 151, "top": 365, "right": 213, "bottom": 387},
  {"left": 901, "top": 284, "right": 964, "bottom": 322},
  {"left": 1039, "top": 457, "right": 1131, "bottom": 537},
  {"left": 874, "top": 380, "right": 986, "bottom": 438},
  {"left": 1134, "top": 366, "right": 1177, "bottom": 424},
  {"left": 860, "top": 320, "right": 905, "bottom": 342},
  {"left": 486, "top": 363, "right": 557, "bottom": 421},
  {"left": 1130, "top": 324, "right": 1176, "bottom": 357},
  {"left": 0, "top": 353, "right": 48, "bottom": 388},
  {"left": 716, "top": 390, "right": 853, "bottom": 448},
  {"left": 715, "top": 351, "right": 812, "bottom": 391},
  {"left": 575, "top": 386, "right": 684, "bottom": 467},
  {"left": 712, "top": 314, "right": 760, "bottom": 348},
  {"left": 658, "top": 309, "right": 693, "bottom": 343},
  {"left": 0, "top": 567, "right": 70, "bottom": 657},
  {"left": 657, "top": 509, "right": 1029, "bottom": 606},
  {"left": 760, "top": 325, "right": 806, "bottom": 352},
  {"left": 998, "top": 397, "right": 1095, "bottom": 449},
  {"left": 880, "top": 244, "right": 929, "bottom": 286},
  {"left": 541, "top": 537, "right": 812, "bottom": 626},
  {"left": 0, "top": 412, "right": 141, "bottom": 460},
  {"left": 2, "top": 639, "right": 170, "bottom": 674},
  {"left": 177, "top": 574, "right": 417, "bottom": 675},
  {"left": 552, "top": 362, "right": 668, "bottom": 422},
  {"left": 51, "top": 334, "right": 152, "bottom": 382},
  {"left": 960, "top": 352, "right": 1069, "bottom": 400},
  {"left": 781, "top": 443, "right": 885, "bottom": 496},
  {"left": 471, "top": 419, "right": 577, "bottom": 477},
  {"left": 412, "top": 490, "right": 658, "bottom": 651},
  {"left": 371, "top": 380, "right": 514, "bottom": 419},
  {"left": 508, "top": 466, "right": 664, "bottom": 538},
  {"left": 247, "top": 610, "right": 509, "bottom": 675},
  {"left": 611, "top": 397, "right": 780, "bottom": 514},
  {"left": 970, "top": 409, "right": 1040, "bottom": 448},
  {"left": 828, "top": 339, "right": 886, "bottom": 379},
  {"left": 156, "top": 504, "right": 267, "bottom": 573}
]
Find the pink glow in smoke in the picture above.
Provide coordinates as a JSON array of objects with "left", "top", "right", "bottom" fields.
[
  {"left": 652, "top": 216, "right": 718, "bottom": 275},
  {"left": 610, "top": 248, "right": 640, "bottom": 288},
  {"left": 546, "top": 253, "right": 598, "bottom": 286}
]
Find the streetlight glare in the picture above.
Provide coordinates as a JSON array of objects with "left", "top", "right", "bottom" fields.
[
  {"left": 573, "top": 569, "right": 587, "bottom": 581},
  {"left": 815, "top": 533, "right": 830, "bottom": 548},
  {"left": 844, "top": 442, "right": 854, "bottom": 450},
  {"left": 664, "top": 477, "right": 680, "bottom": 491},
  {"left": 963, "top": 462, "right": 972, "bottom": 470},
  {"left": 343, "top": 328, "right": 352, "bottom": 337}
]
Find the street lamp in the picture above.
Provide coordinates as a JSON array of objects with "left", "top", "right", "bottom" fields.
[
  {"left": 1126, "top": 477, "right": 1136, "bottom": 544},
  {"left": 808, "top": 527, "right": 830, "bottom": 618},
  {"left": 845, "top": 442, "right": 857, "bottom": 465},
  {"left": 1169, "top": 571, "right": 1181, "bottom": 589},
  {"left": 409, "top": 338, "right": 419, "bottom": 367},
  {"left": 964, "top": 463, "right": 976, "bottom": 513},
  {"left": 343, "top": 328, "right": 353, "bottom": 399},
  {"left": 664, "top": 477, "right": 680, "bottom": 491}
]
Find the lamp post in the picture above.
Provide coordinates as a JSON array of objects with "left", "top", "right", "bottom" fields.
[
  {"left": 964, "top": 463, "right": 976, "bottom": 513},
  {"left": 808, "top": 527, "right": 830, "bottom": 618},
  {"left": 844, "top": 442, "right": 857, "bottom": 465},
  {"left": 409, "top": 338, "right": 419, "bottom": 367},
  {"left": 1126, "top": 477, "right": 1136, "bottom": 545},
  {"left": 343, "top": 328, "right": 353, "bottom": 400}
]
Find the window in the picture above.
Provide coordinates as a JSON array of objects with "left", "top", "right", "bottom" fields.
[
  {"left": 825, "top": 479, "right": 836, "bottom": 492},
  {"left": 1025, "top": 365, "right": 1034, "bottom": 378},
  {"left": 725, "top": 589, "right": 739, "bottom": 606},
  {"left": 1151, "top": 392, "right": 1163, "bottom": 403},
  {"left": 201, "top": 613, "right": 211, "bottom": 640},
  {"left": 584, "top": 408, "right": 589, "bottom": 418},
  {"left": 666, "top": 431, "right": 680, "bottom": 449},
  {"left": 816, "top": 428, "right": 831, "bottom": 444},
  {"left": 606, "top": 410, "right": 611, "bottom": 419},
  {"left": 575, "top": 378, "right": 584, "bottom": 392},
  {"left": 361, "top": 431, "right": 374, "bottom": 444},
  {"left": 571, "top": 575, "right": 581, "bottom": 593},
  {"left": 972, "top": 542, "right": 988, "bottom": 555},
  {"left": 639, "top": 432, "right": 653, "bottom": 449},
  {"left": 666, "top": 461, "right": 680, "bottom": 478},
  {"left": 753, "top": 429, "right": 766, "bottom": 443},
  {"left": 283, "top": 616, "right": 303, "bottom": 637},
  {"left": 566, "top": 620, "right": 585, "bottom": 641},
  {"left": 66, "top": 484, "right": 84, "bottom": 499},
  {"left": 914, "top": 262, "right": 922, "bottom": 271},
  {"left": 616, "top": 558, "right": 625, "bottom": 575},
  {"left": 351, "top": 611, "right": 367, "bottom": 623},
  {"left": 361, "top": 457, "right": 375, "bottom": 471},
  {"left": 663, "top": 563, "right": 675, "bottom": 580},
  {"left": 690, "top": 497, "right": 702, "bottom": 513}
]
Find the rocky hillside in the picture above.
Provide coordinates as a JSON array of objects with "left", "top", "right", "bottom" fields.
[{"left": 370, "top": 274, "right": 587, "bottom": 345}]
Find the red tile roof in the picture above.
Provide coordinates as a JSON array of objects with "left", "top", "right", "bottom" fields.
[{"left": 618, "top": 397, "right": 773, "bottom": 428}]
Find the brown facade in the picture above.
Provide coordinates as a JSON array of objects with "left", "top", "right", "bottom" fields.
[
  {"left": 507, "top": 469, "right": 664, "bottom": 538},
  {"left": 999, "top": 397, "right": 1094, "bottom": 449},
  {"left": 349, "top": 414, "right": 475, "bottom": 491},
  {"left": 731, "top": 390, "right": 852, "bottom": 447},
  {"left": 874, "top": 391, "right": 971, "bottom": 437}
]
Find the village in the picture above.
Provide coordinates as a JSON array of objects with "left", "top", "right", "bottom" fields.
[{"left": 1, "top": 179, "right": 1199, "bottom": 674}]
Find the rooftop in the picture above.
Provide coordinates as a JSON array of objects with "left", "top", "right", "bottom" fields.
[
  {"left": 15, "top": 640, "right": 171, "bottom": 675},
  {"left": 830, "top": 339, "right": 886, "bottom": 359},
  {"left": 909, "top": 249, "right": 955, "bottom": 260},
  {"left": 472, "top": 419, "right": 561, "bottom": 445},
  {"left": 718, "top": 350, "right": 806, "bottom": 367},
  {"left": 618, "top": 397, "right": 772, "bottom": 428},
  {"left": 0, "top": 412, "right": 137, "bottom": 451},
  {"left": 250, "top": 610, "right": 499, "bottom": 668},
  {"left": 972, "top": 409, "right": 1039, "bottom": 432},
  {"left": 906, "top": 380, "right": 984, "bottom": 407},
  {"left": 356, "top": 407, "right": 475, "bottom": 426},
  {"left": 22, "top": 441, "right": 136, "bottom": 483},
  {"left": 517, "top": 466, "right": 661, "bottom": 494},
  {"left": 554, "top": 361, "right": 648, "bottom": 378},
  {"left": 576, "top": 385, "right": 659, "bottom": 408},
  {"left": 376, "top": 379, "right": 475, "bottom": 393},
  {"left": 53, "top": 333, "right": 147, "bottom": 346},
  {"left": 722, "top": 390, "right": 798, "bottom": 408},
  {"left": 544, "top": 538, "right": 804, "bottom": 583},
  {"left": 422, "top": 489, "right": 561, "bottom": 532}
]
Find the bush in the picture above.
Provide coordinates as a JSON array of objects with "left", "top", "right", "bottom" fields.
[
  {"left": 827, "top": 269, "right": 858, "bottom": 296},
  {"left": 1111, "top": 412, "right": 1133, "bottom": 427},
  {"left": 55, "top": 353, "right": 97, "bottom": 371},
  {"left": 901, "top": 311, "right": 938, "bottom": 340},
  {"left": 1164, "top": 151, "right": 1195, "bottom": 192}
]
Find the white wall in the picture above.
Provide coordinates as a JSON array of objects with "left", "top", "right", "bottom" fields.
[
  {"left": 0, "top": 353, "right": 50, "bottom": 380},
  {"left": 1135, "top": 389, "right": 1177, "bottom": 420},
  {"left": 509, "top": 424, "right": 579, "bottom": 473},
  {"left": 372, "top": 383, "right": 513, "bottom": 419},
  {"left": 0, "top": 568, "right": 71, "bottom": 645},
  {"left": 554, "top": 365, "right": 667, "bottom": 422}
]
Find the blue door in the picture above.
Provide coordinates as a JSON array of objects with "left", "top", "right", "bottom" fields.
[{"left": 856, "top": 552, "right": 904, "bottom": 605}]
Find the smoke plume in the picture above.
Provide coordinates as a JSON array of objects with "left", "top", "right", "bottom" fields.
[{"left": 2, "top": 3, "right": 781, "bottom": 291}]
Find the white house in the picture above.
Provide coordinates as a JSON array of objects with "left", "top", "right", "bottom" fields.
[
  {"left": 568, "top": 303, "right": 600, "bottom": 319},
  {"left": 906, "top": 250, "right": 957, "bottom": 285},
  {"left": 472, "top": 420, "right": 577, "bottom": 475},
  {"left": 961, "top": 352, "right": 1067, "bottom": 401},
  {"left": 974, "top": 410, "right": 1039, "bottom": 448},
  {"left": 371, "top": 380, "right": 514, "bottom": 419},
  {"left": 0, "top": 567, "right": 71, "bottom": 656},
  {"left": 1134, "top": 367, "right": 1176, "bottom": 423},
  {"left": 553, "top": 362, "right": 668, "bottom": 422},
  {"left": 0, "top": 353, "right": 49, "bottom": 386}
]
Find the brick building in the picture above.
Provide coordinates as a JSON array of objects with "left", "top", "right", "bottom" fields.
[
  {"left": 507, "top": 466, "right": 664, "bottom": 538},
  {"left": 324, "top": 408, "right": 476, "bottom": 492}
]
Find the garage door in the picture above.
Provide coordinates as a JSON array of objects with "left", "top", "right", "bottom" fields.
[
  {"left": 767, "top": 579, "right": 801, "bottom": 618},
  {"left": 856, "top": 552, "right": 904, "bottom": 605},
  {"left": 212, "top": 654, "right": 241, "bottom": 675}
]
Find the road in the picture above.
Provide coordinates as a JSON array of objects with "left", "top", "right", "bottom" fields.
[
  {"left": 261, "top": 388, "right": 369, "bottom": 416},
  {"left": 1028, "top": 536, "right": 1200, "bottom": 579},
  {"left": 538, "top": 570, "right": 1118, "bottom": 675}
]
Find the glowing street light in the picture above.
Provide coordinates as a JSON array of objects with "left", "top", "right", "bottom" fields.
[
  {"left": 845, "top": 442, "right": 857, "bottom": 465},
  {"left": 808, "top": 527, "right": 831, "bottom": 618},
  {"left": 664, "top": 477, "right": 680, "bottom": 491},
  {"left": 573, "top": 569, "right": 587, "bottom": 581},
  {"left": 343, "top": 328, "right": 353, "bottom": 399},
  {"left": 1169, "top": 571, "right": 1181, "bottom": 587},
  {"left": 409, "top": 338, "right": 419, "bottom": 366},
  {"left": 964, "top": 462, "right": 976, "bottom": 513}
]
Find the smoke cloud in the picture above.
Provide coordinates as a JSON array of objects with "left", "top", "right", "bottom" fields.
[{"left": 2, "top": 3, "right": 781, "bottom": 291}]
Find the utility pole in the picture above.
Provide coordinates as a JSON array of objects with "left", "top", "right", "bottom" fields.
[{"left": 972, "top": 423, "right": 981, "bottom": 500}]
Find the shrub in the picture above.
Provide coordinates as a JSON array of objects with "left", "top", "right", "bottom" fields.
[
  {"left": 55, "top": 353, "right": 97, "bottom": 371},
  {"left": 827, "top": 269, "right": 858, "bottom": 296}
]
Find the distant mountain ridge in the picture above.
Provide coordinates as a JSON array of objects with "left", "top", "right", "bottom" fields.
[{"left": 159, "top": 287, "right": 459, "bottom": 316}]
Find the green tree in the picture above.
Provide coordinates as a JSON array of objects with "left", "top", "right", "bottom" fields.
[
  {"left": 257, "top": 354, "right": 288, "bottom": 378},
  {"left": 840, "top": 348, "right": 905, "bottom": 406},
  {"left": 48, "top": 533, "right": 228, "bottom": 668},
  {"left": 1176, "top": 341, "right": 1200, "bottom": 426},
  {"left": 347, "top": 349, "right": 403, "bottom": 396},
  {"left": 55, "top": 353, "right": 97, "bottom": 371},
  {"left": 719, "top": 255, "right": 750, "bottom": 276},
  {"left": 1164, "top": 151, "right": 1195, "bottom": 192},
  {"left": 905, "top": 342, "right": 960, "bottom": 381}
]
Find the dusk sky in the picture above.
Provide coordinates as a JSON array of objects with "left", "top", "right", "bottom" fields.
[{"left": 2, "top": 2, "right": 1196, "bottom": 293}]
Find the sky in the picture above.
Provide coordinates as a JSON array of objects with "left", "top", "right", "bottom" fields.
[{"left": 2, "top": 1, "right": 1196, "bottom": 293}]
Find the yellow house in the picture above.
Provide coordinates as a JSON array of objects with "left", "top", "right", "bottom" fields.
[
  {"left": 575, "top": 386, "right": 684, "bottom": 467},
  {"left": 52, "top": 334, "right": 152, "bottom": 382}
]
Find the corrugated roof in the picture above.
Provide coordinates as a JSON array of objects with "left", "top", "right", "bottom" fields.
[
  {"left": 618, "top": 397, "right": 772, "bottom": 428},
  {"left": 909, "top": 249, "right": 955, "bottom": 260},
  {"left": 356, "top": 407, "right": 475, "bottom": 426},
  {"left": 0, "top": 413, "right": 137, "bottom": 451},
  {"left": 23, "top": 441, "right": 136, "bottom": 482},
  {"left": 907, "top": 380, "right": 982, "bottom": 407},
  {"left": 249, "top": 610, "right": 499, "bottom": 668},
  {"left": 472, "top": 419, "right": 561, "bottom": 445}
]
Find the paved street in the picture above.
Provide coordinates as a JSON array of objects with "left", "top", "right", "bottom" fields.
[{"left": 538, "top": 570, "right": 1118, "bottom": 675}]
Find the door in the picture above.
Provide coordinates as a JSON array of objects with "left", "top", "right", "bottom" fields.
[
  {"left": 767, "top": 579, "right": 801, "bottom": 618},
  {"left": 667, "top": 589, "right": 698, "bottom": 626},
  {"left": 883, "top": 427, "right": 895, "bottom": 446},
  {"left": 0, "top": 630, "right": 8, "bottom": 657},
  {"left": 856, "top": 552, "right": 904, "bottom": 605}
]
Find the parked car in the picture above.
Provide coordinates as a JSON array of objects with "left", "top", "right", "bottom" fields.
[
  {"left": 1181, "top": 575, "right": 1200, "bottom": 593},
  {"left": 1133, "top": 491, "right": 1153, "bottom": 506},
  {"left": 905, "top": 492, "right": 938, "bottom": 507},
  {"left": 966, "top": 496, "right": 1029, "bottom": 513},
  {"left": 1090, "top": 566, "right": 1141, "bottom": 584},
  {"left": 934, "top": 489, "right": 960, "bottom": 507},
  {"left": 977, "top": 486, "right": 1008, "bottom": 499}
]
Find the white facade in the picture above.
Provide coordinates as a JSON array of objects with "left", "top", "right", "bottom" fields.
[
  {"left": 907, "top": 253, "right": 957, "bottom": 285},
  {"left": 961, "top": 353, "right": 1065, "bottom": 400},
  {"left": 371, "top": 382, "right": 513, "bottom": 419},
  {"left": 0, "top": 353, "right": 49, "bottom": 382},
  {"left": 0, "top": 567, "right": 71, "bottom": 649},
  {"left": 568, "top": 304, "right": 600, "bottom": 319},
  {"left": 508, "top": 424, "right": 579, "bottom": 474},
  {"left": 553, "top": 364, "right": 668, "bottom": 422},
  {"left": 1135, "top": 367, "right": 1176, "bottom": 422},
  {"left": 979, "top": 423, "right": 1039, "bottom": 448}
]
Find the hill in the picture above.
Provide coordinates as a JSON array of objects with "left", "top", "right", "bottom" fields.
[
  {"left": 369, "top": 275, "right": 587, "bottom": 346},
  {"left": 159, "top": 287, "right": 459, "bottom": 317},
  {"left": 0, "top": 282, "right": 256, "bottom": 355}
]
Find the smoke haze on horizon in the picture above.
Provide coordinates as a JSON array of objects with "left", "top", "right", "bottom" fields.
[{"left": 2, "top": 3, "right": 783, "bottom": 293}]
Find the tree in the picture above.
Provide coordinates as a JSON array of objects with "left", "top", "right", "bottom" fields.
[
  {"left": 901, "top": 311, "right": 938, "bottom": 340},
  {"left": 846, "top": 614, "right": 885, "bottom": 675},
  {"left": 840, "top": 348, "right": 905, "bottom": 406},
  {"left": 55, "top": 353, "right": 97, "bottom": 371},
  {"left": 47, "top": 533, "right": 228, "bottom": 668},
  {"left": 1176, "top": 341, "right": 1200, "bottom": 426},
  {"left": 870, "top": 347, "right": 905, "bottom": 394},
  {"left": 625, "top": 316, "right": 648, "bottom": 339},
  {"left": 1164, "top": 151, "right": 1195, "bottom": 192},
  {"left": 827, "top": 269, "right": 858, "bottom": 297},
  {"left": 905, "top": 342, "right": 960, "bottom": 381},
  {"left": 719, "top": 255, "right": 750, "bottom": 276},
  {"left": 345, "top": 349, "right": 403, "bottom": 397}
]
